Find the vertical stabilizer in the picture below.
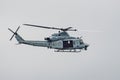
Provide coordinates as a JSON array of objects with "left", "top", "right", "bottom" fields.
[{"left": 15, "top": 33, "right": 24, "bottom": 43}]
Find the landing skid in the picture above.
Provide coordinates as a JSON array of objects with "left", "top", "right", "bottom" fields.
[{"left": 54, "top": 49, "right": 81, "bottom": 52}]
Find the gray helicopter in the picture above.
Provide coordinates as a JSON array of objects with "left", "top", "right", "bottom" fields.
[{"left": 8, "top": 24, "right": 89, "bottom": 52}]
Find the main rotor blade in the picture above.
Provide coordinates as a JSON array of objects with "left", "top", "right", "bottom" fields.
[
  {"left": 65, "top": 27, "right": 72, "bottom": 30},
  {"left": 23, "top": 24, "right": 76, "bottom": 31},
  {"left": 67, "top": 29, "right": 77, "bottom": 31},
  {"left": 62, "top": 27, "right": 77, "bottom": 31},
  {"left": 23, "top": 24, "right": 61, "bottom": 30}
]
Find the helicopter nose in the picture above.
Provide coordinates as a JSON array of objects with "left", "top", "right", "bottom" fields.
[
  {"left": 85, "top": 44, "right": 89, "bottom": 47},
  {"left": 84, "top": 43, "right": 89, "bottom": 50}
]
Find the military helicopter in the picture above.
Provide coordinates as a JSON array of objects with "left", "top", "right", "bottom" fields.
[{"left": 8, "top": 24, "right": 89, "bottom": 52}]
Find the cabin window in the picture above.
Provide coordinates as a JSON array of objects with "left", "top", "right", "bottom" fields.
[{"left": 63, "top": 40, "right": 73, "bottom": 48}]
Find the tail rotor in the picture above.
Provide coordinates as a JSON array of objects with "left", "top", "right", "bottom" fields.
[{"left": 8, "top": 26, "right": 20, "bottom": 41}]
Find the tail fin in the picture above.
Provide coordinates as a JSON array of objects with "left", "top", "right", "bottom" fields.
[
  {"left": 15, "top": 33, "right": 24, "bottom": 43},
  {"left": 8, "top": 26, "right": 24, "bottom": 43}
]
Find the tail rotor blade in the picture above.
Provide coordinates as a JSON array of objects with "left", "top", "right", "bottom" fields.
[
  {"left": 8, "top": 26, "right": 20, "bottom": 41},
  {"left": 15, "top": 26, "right": 20, "bottom": 33},
  {"left": 8, "top": 28, "right": 14, "bottom": 34},
  {"left": 10, "top": 34, "right": 15, "bottom": 41},
  {"left": 8, "top": 28, "right": 15, "bottom": 40}
]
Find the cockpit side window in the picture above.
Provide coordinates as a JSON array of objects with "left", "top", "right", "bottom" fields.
[{"left": 79, "top": 39, "right": 83, "bottom": 44}]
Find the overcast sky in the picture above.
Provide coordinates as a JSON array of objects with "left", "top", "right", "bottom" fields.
[{"left": 0, "top": 0, "right": 120, "bottom": 80}]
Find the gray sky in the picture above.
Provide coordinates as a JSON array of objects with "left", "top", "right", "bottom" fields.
[{"left": 0, "top": 0, "right": 120, "bottom": 80}]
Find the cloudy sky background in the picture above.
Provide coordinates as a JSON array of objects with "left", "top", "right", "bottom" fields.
[{"left": 0, "top": 0, "right": 120, "bottom": 80}]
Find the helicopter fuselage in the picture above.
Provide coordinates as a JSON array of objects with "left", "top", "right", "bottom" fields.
[
  {"left": 8, "top": 25, "right": 89, "bottom": 52},
  {"left": 17, "top": 36, "right": 89, "bottom": 51}
]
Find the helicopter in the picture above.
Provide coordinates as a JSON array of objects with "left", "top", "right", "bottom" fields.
[{"left": 8, "top": 24, "right": 89, "bottom": 52}]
